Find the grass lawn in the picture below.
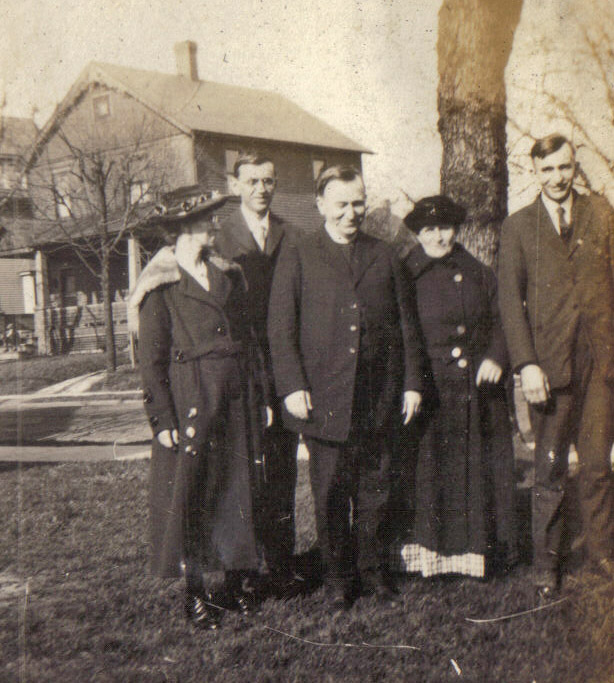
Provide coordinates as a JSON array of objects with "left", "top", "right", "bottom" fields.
[
  {"left": 0, "top": 353, "right": 131, "bottom": 395},
  {"left": 1, "top": 459, "right": 613, "bottom": 682}
]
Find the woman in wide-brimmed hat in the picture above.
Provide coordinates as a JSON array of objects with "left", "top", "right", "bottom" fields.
[
  {"left": 398, "top": 195, "right": 516, "bottom": 579},
  {"left": 129, "top": 187, "right": 265, "bottom": 629}
]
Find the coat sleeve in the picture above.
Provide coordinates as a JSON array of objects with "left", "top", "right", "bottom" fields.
[
  {"left": 481, "top": 265, "right": 509, "bottom": 371},
  {"left": 267, "top": 237, "right": 309, "bottom": 398},
  {"left": 392, "top": 251, "right": 425, "bottom": 392},
  {"left": 138, "top": 287, "right": 177, "bottom": 436},
  {"left": 497, "top": 218, "right": 538, "bottom": 372}
]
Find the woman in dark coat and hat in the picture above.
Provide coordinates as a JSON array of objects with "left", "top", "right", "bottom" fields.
[
  {"left": 400, "top": 195, "right": 516, "bottom": 579},
  {"left": 129, "top": 188, "right": 264, "bottom": 629}
]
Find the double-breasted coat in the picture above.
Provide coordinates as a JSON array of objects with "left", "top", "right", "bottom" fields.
[
  {"left": 131, "top": 246, "right": 261, "bottom": 578},
  {"left": 404, "top": 243, "right": 516, "bottom": 563},
  {"left": 267, "top": 228, "right": 424, "bottom": 443}
]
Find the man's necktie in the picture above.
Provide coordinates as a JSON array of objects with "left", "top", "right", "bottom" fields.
[
  {"left": 557, "top": 206, "right": 572, "bottom": 243},
  {"left": 258, "top": 224, "right": 267, "bottom": 252}
]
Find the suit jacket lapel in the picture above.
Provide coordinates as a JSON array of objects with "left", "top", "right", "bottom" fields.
[
  {"left": 265, "top": 213, "right": 284, "bottom": 256},
  {"left": 568, "top": 191, "right": 590, "bottom": 257},
  {"left": 177, "top": 266, "right": 231, "bottom": 309},
  {"left": 534, "top": 196, "right": 569, "bottom": 258},
  {"left": 351, "top": 232, "right": 380, "bottom": 286}
]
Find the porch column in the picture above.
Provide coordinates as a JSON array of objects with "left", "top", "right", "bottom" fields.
[
  {"left": 127, "top": 236, "right": 142, "bottom": 292},
  {"left": 34, "top": 250, "right": 50, "bottom": 354},
  {"left": 127, "top": 236, "right": 141, "bottom": 367}
]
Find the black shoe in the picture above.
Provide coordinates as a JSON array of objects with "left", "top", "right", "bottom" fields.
[
  {"left": 270, "top": 570, "right": 306, "bottom": 600},
  {"left": 325, "top": 580, "right": 354, "bottom": 612},
  {"left": 588, "top": 558, "right": 614, "bottom": 581},
  {"left": 360, "top": 570, "right": 400, "bottom": 603},
  {"left": 184, "top": 592, "right": 222, "bottom": 630},
  {"left": 533, "top": 569, "right": 560, "bottom": 602}
]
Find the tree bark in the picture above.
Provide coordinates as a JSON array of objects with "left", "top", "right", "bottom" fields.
[{"left": 438, "top": 0, "right": 523, "bottom": 266}]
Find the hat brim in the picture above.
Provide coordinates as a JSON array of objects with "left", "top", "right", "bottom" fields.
[{"left": 144, "top": 194, "right": 230, "bottom": 228}]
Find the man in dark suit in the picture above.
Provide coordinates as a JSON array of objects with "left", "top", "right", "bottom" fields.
[
  {"left": 268, "top": 165, "right": 424, "bottom": 609},
  {"left": 498, "top": 134, "right": 614, "bottom": 595},
  {"left": 215, "top": 152, "right": 299, "bottom": 595}
]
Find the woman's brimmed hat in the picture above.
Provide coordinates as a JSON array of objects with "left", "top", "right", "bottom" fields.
[
  {"left": 144, "top": 185, "right": 230, "bottom": 229},
  {"left": 403, "top": 195, "right": 466, "bottom": 233}
]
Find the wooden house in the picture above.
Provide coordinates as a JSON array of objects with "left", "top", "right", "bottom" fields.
[{"left": 0, "top": 41, "right": 367, "bottom": 354}]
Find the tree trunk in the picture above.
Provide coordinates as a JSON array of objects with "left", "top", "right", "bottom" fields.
[
  {"left": 101, "top": 250, "right": 117, "bottom": 373},
  {"left": 438, "top": 0, "right": 523, "bottom": 266}
]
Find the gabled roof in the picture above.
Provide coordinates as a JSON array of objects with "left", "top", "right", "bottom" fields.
[
  {"left": 37, "top": 61, "right": 370, "bottom": 154},
  {"left": 0, "top": 117, "right": 37, "bottom": 157}
]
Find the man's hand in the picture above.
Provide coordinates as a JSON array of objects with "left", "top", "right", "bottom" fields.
[
  {"left": 520, "top": 364, "right": 551, "bottom": 404},
  {"left": 476, "top": 359, "right": 503, "bottom": 386},
  {"left": 284, "top": 390, "right": 313, "bottom": 420},
  {"left": 402, "top": 390, "right": 422, "bottom": 425},
  {"left": 157, "top": 429, "right": 178, "bottom": 449}
]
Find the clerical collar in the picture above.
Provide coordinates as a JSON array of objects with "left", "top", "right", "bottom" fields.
[{"left": 324, "top": 223, "right": 358, "bottom": 245}]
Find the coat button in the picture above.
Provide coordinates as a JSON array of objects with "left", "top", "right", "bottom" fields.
[
  {"left": 149, "top": 415, "right": 159, "bottom": 427},
  {"left": 143, "top": 389, "right": 153, "bottom": 404},
  {"left": 175, "top": 350, "right": 184, "bottom": 362},
  {"left": 350, "top": 324, "right": 358, "bottom": 332},
  {"left": 456, "top": 325, "right": 466, "bottom": 335},
  {"left": 454, "top": 273, "right": 463, "bottom": 283},
  {"left": 349, "top": 347, "right": 356, "bottom": 354},
  {"left": 350, "top": 302, "right": 358, "bottom": 310},
  {"left": 185, "top": 426, "right": 196, "bottom": 438},
  {"left": 451, "top": 347, "right": 462, "bottom": 358},
  {"left": 187, "top": 407, "right": 198, "bottom": 418},
  {"left": 458, "top": 358, "right": 468, "bottom": 369},
  {"left": 216, "top": 325, "right": 226, "bottom": 335}
]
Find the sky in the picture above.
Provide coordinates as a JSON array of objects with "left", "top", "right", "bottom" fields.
[
  {"left": 2, "top": 0, "right": 611, "bottom": 212},
  {"left": 0, "top": 0, "right": 443, "bottom": 209}
]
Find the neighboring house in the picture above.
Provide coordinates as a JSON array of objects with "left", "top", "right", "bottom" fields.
[
  {"left": 0, "top": 41, "right": 368, "bottom": 354},
  {"left": 0, "top": 117, "right": 38, "bottom": 348}
]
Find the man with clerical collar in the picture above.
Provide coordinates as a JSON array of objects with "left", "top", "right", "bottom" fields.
[
  {"left": 498, "top": 133, "right": 614, "bottom": 597},
  {"left": 268, "top": 165, "right": 424, "bottom": 610},
  {"left": 215, "top": 152, "right": 299, "bottom": 598}
]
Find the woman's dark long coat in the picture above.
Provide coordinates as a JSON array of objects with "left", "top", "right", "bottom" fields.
[
  {"left": 135, "top": 250, "right": 261, "bottom": 578},
  {"left": 404, "top": 243, "right": 516, "bottom": 563}
]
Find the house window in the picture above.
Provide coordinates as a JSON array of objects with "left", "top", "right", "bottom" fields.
[
  {"left": 312, "top": 158, "right": 325, "bottom": 181},
  {"left": 0, "top": 158, "right": 16, "bottom": 189},
  {"left": 225, "top": 149, "right": 239, "bottom": 174},
  {"left": 130, "top": 181, "right": 152, "bottom": 205},
  {"left": 93, "top": 94, "right": 111, "bottom": 119},
  {"left": 56, "top": 191, "right": 72, "bottom": 218}
]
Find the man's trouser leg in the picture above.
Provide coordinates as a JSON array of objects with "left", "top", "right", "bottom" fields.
[
  {"left": 353, "top": 435, "right": 392, "bottom": 578},
  {"left": 304, "top": 437, "right": 357, "bottom": 588},
  {"left": 576, "top": 372, "right": 614, "bottom": 563},
  {"left": 530, "top": 392, "right": 573, "bottom": 575},
  {"left": 255, "top": 422, "right": 299, "bottom": 575}
]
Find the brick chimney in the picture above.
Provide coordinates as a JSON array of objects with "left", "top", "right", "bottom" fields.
[{"left": 174, "top": 41, "right": 198, "bottom": 80}]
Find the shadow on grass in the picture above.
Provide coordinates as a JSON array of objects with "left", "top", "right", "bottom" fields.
[{"left": 0, "top": 405, "right": 77, "bottom": 445}]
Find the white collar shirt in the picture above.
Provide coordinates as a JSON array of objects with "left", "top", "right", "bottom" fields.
[
  {"left": 541, "top": 192, "right": 573, "bottom": 235},
  {"left": 241, "top": 205, "right": 270, "bottom": 250}
]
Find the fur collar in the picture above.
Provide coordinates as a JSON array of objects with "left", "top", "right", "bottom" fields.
[{"left": 127, "top": 245, "right": 245, "bottom": 333}]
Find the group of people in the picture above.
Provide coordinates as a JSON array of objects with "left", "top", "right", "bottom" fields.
[{"left": 129, "top": 133, "right": 614, "bottom": 630}]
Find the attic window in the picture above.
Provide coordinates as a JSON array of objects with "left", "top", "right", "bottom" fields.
[
  {"left": 225, "top": 149, "right": 239, "bottom": 174},
  {"left": 312, "top": 158, "right": 325, "bottom": 180},
  {"left": 93, "top": 94, "right": 111, "bottom": 119}
]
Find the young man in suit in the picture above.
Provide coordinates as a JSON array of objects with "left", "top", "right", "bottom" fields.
[
  {"left": 498, "top": 134, "right": 614, "bottom": 596},
  {"left": 215, "top": 152, "right": 299, "bottom": 596},
  {"left": 268, "top": 165, "right": 423, "bottom": 609}
]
